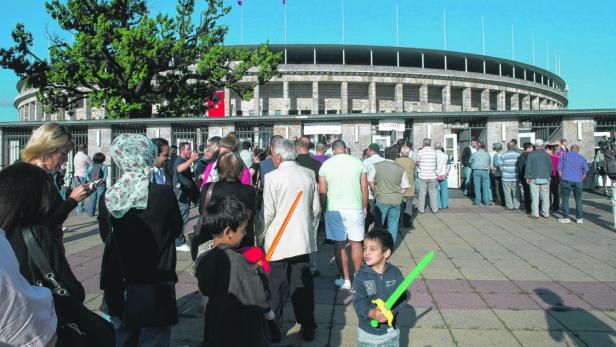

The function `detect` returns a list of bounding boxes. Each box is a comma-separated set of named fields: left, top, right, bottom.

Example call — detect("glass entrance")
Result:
left=444, top=134, right=460, bottom=188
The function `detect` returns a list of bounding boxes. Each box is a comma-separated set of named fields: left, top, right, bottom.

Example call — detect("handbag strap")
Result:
left=21, top=226, right=69, bottom=296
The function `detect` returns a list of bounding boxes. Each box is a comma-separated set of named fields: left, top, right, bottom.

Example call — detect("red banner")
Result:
left=207, top=90, right=225, bottom=117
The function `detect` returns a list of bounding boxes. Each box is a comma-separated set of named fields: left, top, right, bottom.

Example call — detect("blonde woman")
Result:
left=21, top=123, right=90, bottom=247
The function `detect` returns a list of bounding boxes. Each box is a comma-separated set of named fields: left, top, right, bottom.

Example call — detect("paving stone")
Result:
left=576, top=331, right=616, bottom=346
left=494, top=309, right=567, bottom=331
left=549, top=310, right=616, bottom=332
left=432, top=292, right=487, bottom=310
left=406, top=327, right=456, bottom=347
left=450, top=328, right=520, bottom=347
left=512, top=330, right=585, bottom=346
left=482, top=293, right=542, bottom=310
left=440, top=309, right=505, bottom=330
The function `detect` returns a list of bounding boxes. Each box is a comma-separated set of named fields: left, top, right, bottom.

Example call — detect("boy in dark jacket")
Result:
left=352, top=229, right=407, bottom=346
left=194, top=195, right=271, bottom=347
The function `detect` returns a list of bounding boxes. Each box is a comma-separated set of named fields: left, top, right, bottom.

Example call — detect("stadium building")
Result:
left=3, top=44, right=615, bottom=186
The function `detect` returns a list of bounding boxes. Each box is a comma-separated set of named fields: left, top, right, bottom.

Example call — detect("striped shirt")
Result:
left=500, top=150, right=520, bottom=181
left=557, top=151, right=589, bottom=183
left=416, top=147, right=438, bottom=180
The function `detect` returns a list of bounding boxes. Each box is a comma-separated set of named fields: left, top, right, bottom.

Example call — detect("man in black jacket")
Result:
left=516, top=142, right=534, bottom=213
left=173, top=142, right=199, bottom=251
left=460, top=138, right=478, bottom=196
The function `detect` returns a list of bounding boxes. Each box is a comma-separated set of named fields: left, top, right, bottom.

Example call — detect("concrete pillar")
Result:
left=442, top=85, right=451, bottom=112
left=540, top=98, right=547, bottom=110
left=146, top=125, right=172, bottom=142
left=208, top=124, right=235, bottom=139
left=462, top=87, right=472, bottom=111
left=561, top=117, right=595, bottom=161
left=369, top=81, right=377, bottom=113
left=412, top=119, right=445, bottom=151
left=312, top=81, right=319, bottom=114
left=273, top=123, right=301, bottom=140
left=224, top=87, right=231, bottom=116
left=395, top=83, right=403, bottom=113
left=487, top=118, right=518, bottom=149
left=531, top=96, right=540, bottom=110
left=253, top=85, right=260, bottom=116
left=33, top=102, right=39, bottom=121
left=481, top=89, right=490, bottom=111
left=497, top=91, right=506, bottom=111
left=419, top=84, right=428, bottom=111
left=522, top=95, right=531, bottom=110
left=341, top=121, right=371, bottom=157
left=88, top=126, right=113, bottom=185
left=341, top=81, right=348, bottom=115
left=84, top=98, right=92, bottom=120
left=510, top=93, right=520, bottom=111
left=283, top=81, right=289, bottom=116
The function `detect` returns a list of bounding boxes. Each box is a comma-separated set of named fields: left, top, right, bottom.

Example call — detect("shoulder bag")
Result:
left=22, top=226, right=115, bottom=347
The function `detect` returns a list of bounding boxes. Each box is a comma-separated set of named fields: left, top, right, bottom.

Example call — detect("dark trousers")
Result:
left=550, top=175, right=560, bottom=211
left=561, top=180, right=583, bottom=219
left=491, top=174, right=504, bottom=206
left=364, top=199, right=381, bottom=233
left=521, top=180, right=532, bottom=213
left=269, top=254, right=315, bottom=330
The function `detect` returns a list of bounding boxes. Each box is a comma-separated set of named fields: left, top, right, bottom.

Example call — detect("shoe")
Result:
left=527, top=214, right=539, bottom=219
left=340, top=280, right=352, bottom=290
left=300, top=326, right=315, bottom=341
left=176, top=243, right=191, bottom=252
left=311, top=270, right=320, bottom=278
left=558, top=218, right=570, bottom=223
left=576, top=219, right=583, bottom=224
left=62, top=227, right=69, bottom=232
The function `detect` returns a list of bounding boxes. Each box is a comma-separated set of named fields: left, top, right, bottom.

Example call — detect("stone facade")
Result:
left=561, top=117, right=595, bottom=160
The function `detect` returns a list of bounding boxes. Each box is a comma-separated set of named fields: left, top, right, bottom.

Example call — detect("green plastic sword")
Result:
left=370, top=251, right=435, bottom=328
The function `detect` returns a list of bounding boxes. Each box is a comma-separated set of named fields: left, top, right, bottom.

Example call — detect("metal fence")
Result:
left=235, top=126, right=273, bottom=149
left=171, top=126, right=207, bottom=151
left=2, top=128, right=32, bottom=168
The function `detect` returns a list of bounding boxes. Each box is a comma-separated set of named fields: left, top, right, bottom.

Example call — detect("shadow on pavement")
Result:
left=535, top=288, right=616, bottom=347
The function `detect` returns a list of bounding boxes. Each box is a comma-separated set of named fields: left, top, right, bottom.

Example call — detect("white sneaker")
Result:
left=558, top=218, right=570, bottom=224
left=176, top=244, right=191, bottom=252
left=340, top=280, right=352, bottom=290
left=576, top=219, right=583, bottom=224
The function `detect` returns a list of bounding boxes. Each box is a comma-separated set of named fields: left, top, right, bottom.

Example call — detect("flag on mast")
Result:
left=238, top=0, right=242, bottom=5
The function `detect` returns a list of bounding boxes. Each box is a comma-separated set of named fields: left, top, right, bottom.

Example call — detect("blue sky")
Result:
left=0, top=0, right=614, bottom=122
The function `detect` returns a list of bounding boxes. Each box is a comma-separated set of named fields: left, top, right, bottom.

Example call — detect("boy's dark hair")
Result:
left=151, top=138, right=169, bottom=154
left=365, top=229, right=394, bottom=253
left=523, top=142, right=533, bottom=150
left=202, top=195, right=251, bottom=238
left=92, top=152, right=106, bottom=164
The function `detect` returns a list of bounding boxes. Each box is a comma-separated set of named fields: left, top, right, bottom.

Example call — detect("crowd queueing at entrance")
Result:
left=0, top=122, right=614, bottom=347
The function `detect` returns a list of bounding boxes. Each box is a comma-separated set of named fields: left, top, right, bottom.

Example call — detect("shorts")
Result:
left=325, top=209, right=365, bottom=242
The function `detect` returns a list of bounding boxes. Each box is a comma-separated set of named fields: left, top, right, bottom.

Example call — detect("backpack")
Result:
left=604, top=150, right=616, bottom=179
left=91, top=164, right=103, bottom=181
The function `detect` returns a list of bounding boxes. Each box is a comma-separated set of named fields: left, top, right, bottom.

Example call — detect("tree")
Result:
left=0, top=0, right=282, bottom=118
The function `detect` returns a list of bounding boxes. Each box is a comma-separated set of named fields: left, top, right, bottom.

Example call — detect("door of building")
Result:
left=444, top=134, right=460, bottom=188
left=372, top=135, right=391, bottom=149
left=518, top=132, right=535, bottom=148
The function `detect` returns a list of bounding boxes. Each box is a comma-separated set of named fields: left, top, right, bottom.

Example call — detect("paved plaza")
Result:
left=68, top=191, right=616, bottom=347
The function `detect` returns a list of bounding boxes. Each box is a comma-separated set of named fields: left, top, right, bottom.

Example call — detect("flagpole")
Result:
left=531, top=32, right=535, bottom=65
left=546, top=41, right=549, bottom=70
left=284, top=0, right=287, bottom=46
left=240, top=2, right=244, bottom=45
left=511, top=24, right=515, bottom=60
left=443, top=8, right=447, bottom=50
left=481, top=16, right=485, bottom=55
left=396, top=2, right=399, bottom=48
left=341, top=0, right=345, bottom=45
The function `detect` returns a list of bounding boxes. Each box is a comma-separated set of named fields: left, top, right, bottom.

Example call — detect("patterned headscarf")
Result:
left=104, top=134, right=158, bottom=218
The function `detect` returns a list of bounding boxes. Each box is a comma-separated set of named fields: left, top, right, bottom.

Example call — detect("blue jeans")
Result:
left=74, top=176, right=86, bottom=213
left=111, top=317, right=171, bottom=347
left=463, top=167, right=472, bottom=195
left=561, top=180, right=583, bottom=219
left=87, top=186, right=106, bottom=216
left=473, top=169, right=491, bottom=205
left=437, top=178, right=449, bottom=209
left=177, top=200, right=190, bottom=245
left=375, top=202, right=401, bottom=243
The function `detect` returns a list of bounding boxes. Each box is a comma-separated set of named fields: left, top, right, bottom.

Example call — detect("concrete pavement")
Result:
left=65, top=191, right=616, bottom=346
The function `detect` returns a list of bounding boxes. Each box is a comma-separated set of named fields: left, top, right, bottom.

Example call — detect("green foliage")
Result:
left=0, top=0, right=282, bottom=118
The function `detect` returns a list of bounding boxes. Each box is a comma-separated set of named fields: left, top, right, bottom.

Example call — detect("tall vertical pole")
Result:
left=546, top=41, right=549, bottom=70
left=284, top=1, right=287, bottom=46
left=481, top=16, right=485, bottom=55
left=396, top=2, right=399, bottom=48
left=443, top=8, right=447, bottom=50
left=511, top=24, right=515, bottom=60
left=240, top=3, right=244, bottom=45
left=341, top=0, right=345, bottom=45
left=532, top=32, right=535, bottom=65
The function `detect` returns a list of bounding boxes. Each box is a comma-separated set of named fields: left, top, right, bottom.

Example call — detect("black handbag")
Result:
left=111, top=232, right=178, bottom=330
left=22, top=226, right=115, bottom=347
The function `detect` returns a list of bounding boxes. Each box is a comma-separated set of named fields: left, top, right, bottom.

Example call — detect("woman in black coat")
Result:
left=197, top=152, right=257, bottom=250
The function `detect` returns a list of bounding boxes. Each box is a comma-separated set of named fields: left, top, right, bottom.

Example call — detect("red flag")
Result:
left=207, top=91, right=225, bottom=117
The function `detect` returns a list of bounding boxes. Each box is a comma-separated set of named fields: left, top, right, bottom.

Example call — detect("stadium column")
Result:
left=253, top=84, right=260, bottom=116
left=273, top=123, right=301, bottom=140
left=283, top=81, right=289, bottom=116
left=369, top=82, right=377, bottom=113
left=561, top=117, right=595, bottom=161
left=395, top=83, right=403, bottom=113
left=224, top=87, right=231, bottom=116
left=487, top=118, right=518, bottom=149
left=462, top=88, right=471, bottom=111
left=497, top=91, right=506, bottom=111
left=341, top=82, right=348, bottom=115
left=442, top=85, right=451, bottom=112
left=481, top=89, right=490, bottom=111
left=522, top=95, right=531, bottom=110
left=312, top=81, right=319, bottom=115
left=412, top=119, right=445, bottom=148
left=540, top=98, right=547, bottom=110
left=419, top=84, right=428, bottom=112
left=531, top=96, right=540, bottom=110
left=510, top=93, right=520, bottom=111
left=84, top=98, right=91, bottom=120
left=342, top=122, right=371, bottom=157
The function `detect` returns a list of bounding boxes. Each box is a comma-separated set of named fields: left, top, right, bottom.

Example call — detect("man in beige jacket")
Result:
left=263, top=138, right=321, bottom=342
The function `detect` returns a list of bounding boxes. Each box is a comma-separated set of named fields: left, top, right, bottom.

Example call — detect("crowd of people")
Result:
left=0, top=122, right=613, bottom=347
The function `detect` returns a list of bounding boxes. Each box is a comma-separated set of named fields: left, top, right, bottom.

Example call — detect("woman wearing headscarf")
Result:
left=97, top=134, right=183, bottom=347
left=20, top=123, right=90, bottom=247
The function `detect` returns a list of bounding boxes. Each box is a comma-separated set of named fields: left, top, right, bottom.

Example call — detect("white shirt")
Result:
left=153, top=167, right=166, bottom=184
left=73, top=151, right=91, bottom=177
left=436, top=150, right=449, bottom=177
left=0, top=229, right=57, bottom=347
left=362, top=154, right=385, bottom=199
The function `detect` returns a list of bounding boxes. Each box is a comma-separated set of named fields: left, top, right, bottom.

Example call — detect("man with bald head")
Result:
left=557, top=144, right=589, bottom=223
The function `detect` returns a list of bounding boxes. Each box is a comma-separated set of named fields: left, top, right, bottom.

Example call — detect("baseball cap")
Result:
left=534, top=139, right=544, bottom=146
left=368, top=143, right=381, bottom=152
left=492, top=142, right=503, bottom=150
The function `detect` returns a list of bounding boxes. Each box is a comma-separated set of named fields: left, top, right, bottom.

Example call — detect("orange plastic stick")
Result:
left=265, top=190, right=303, bottom=261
